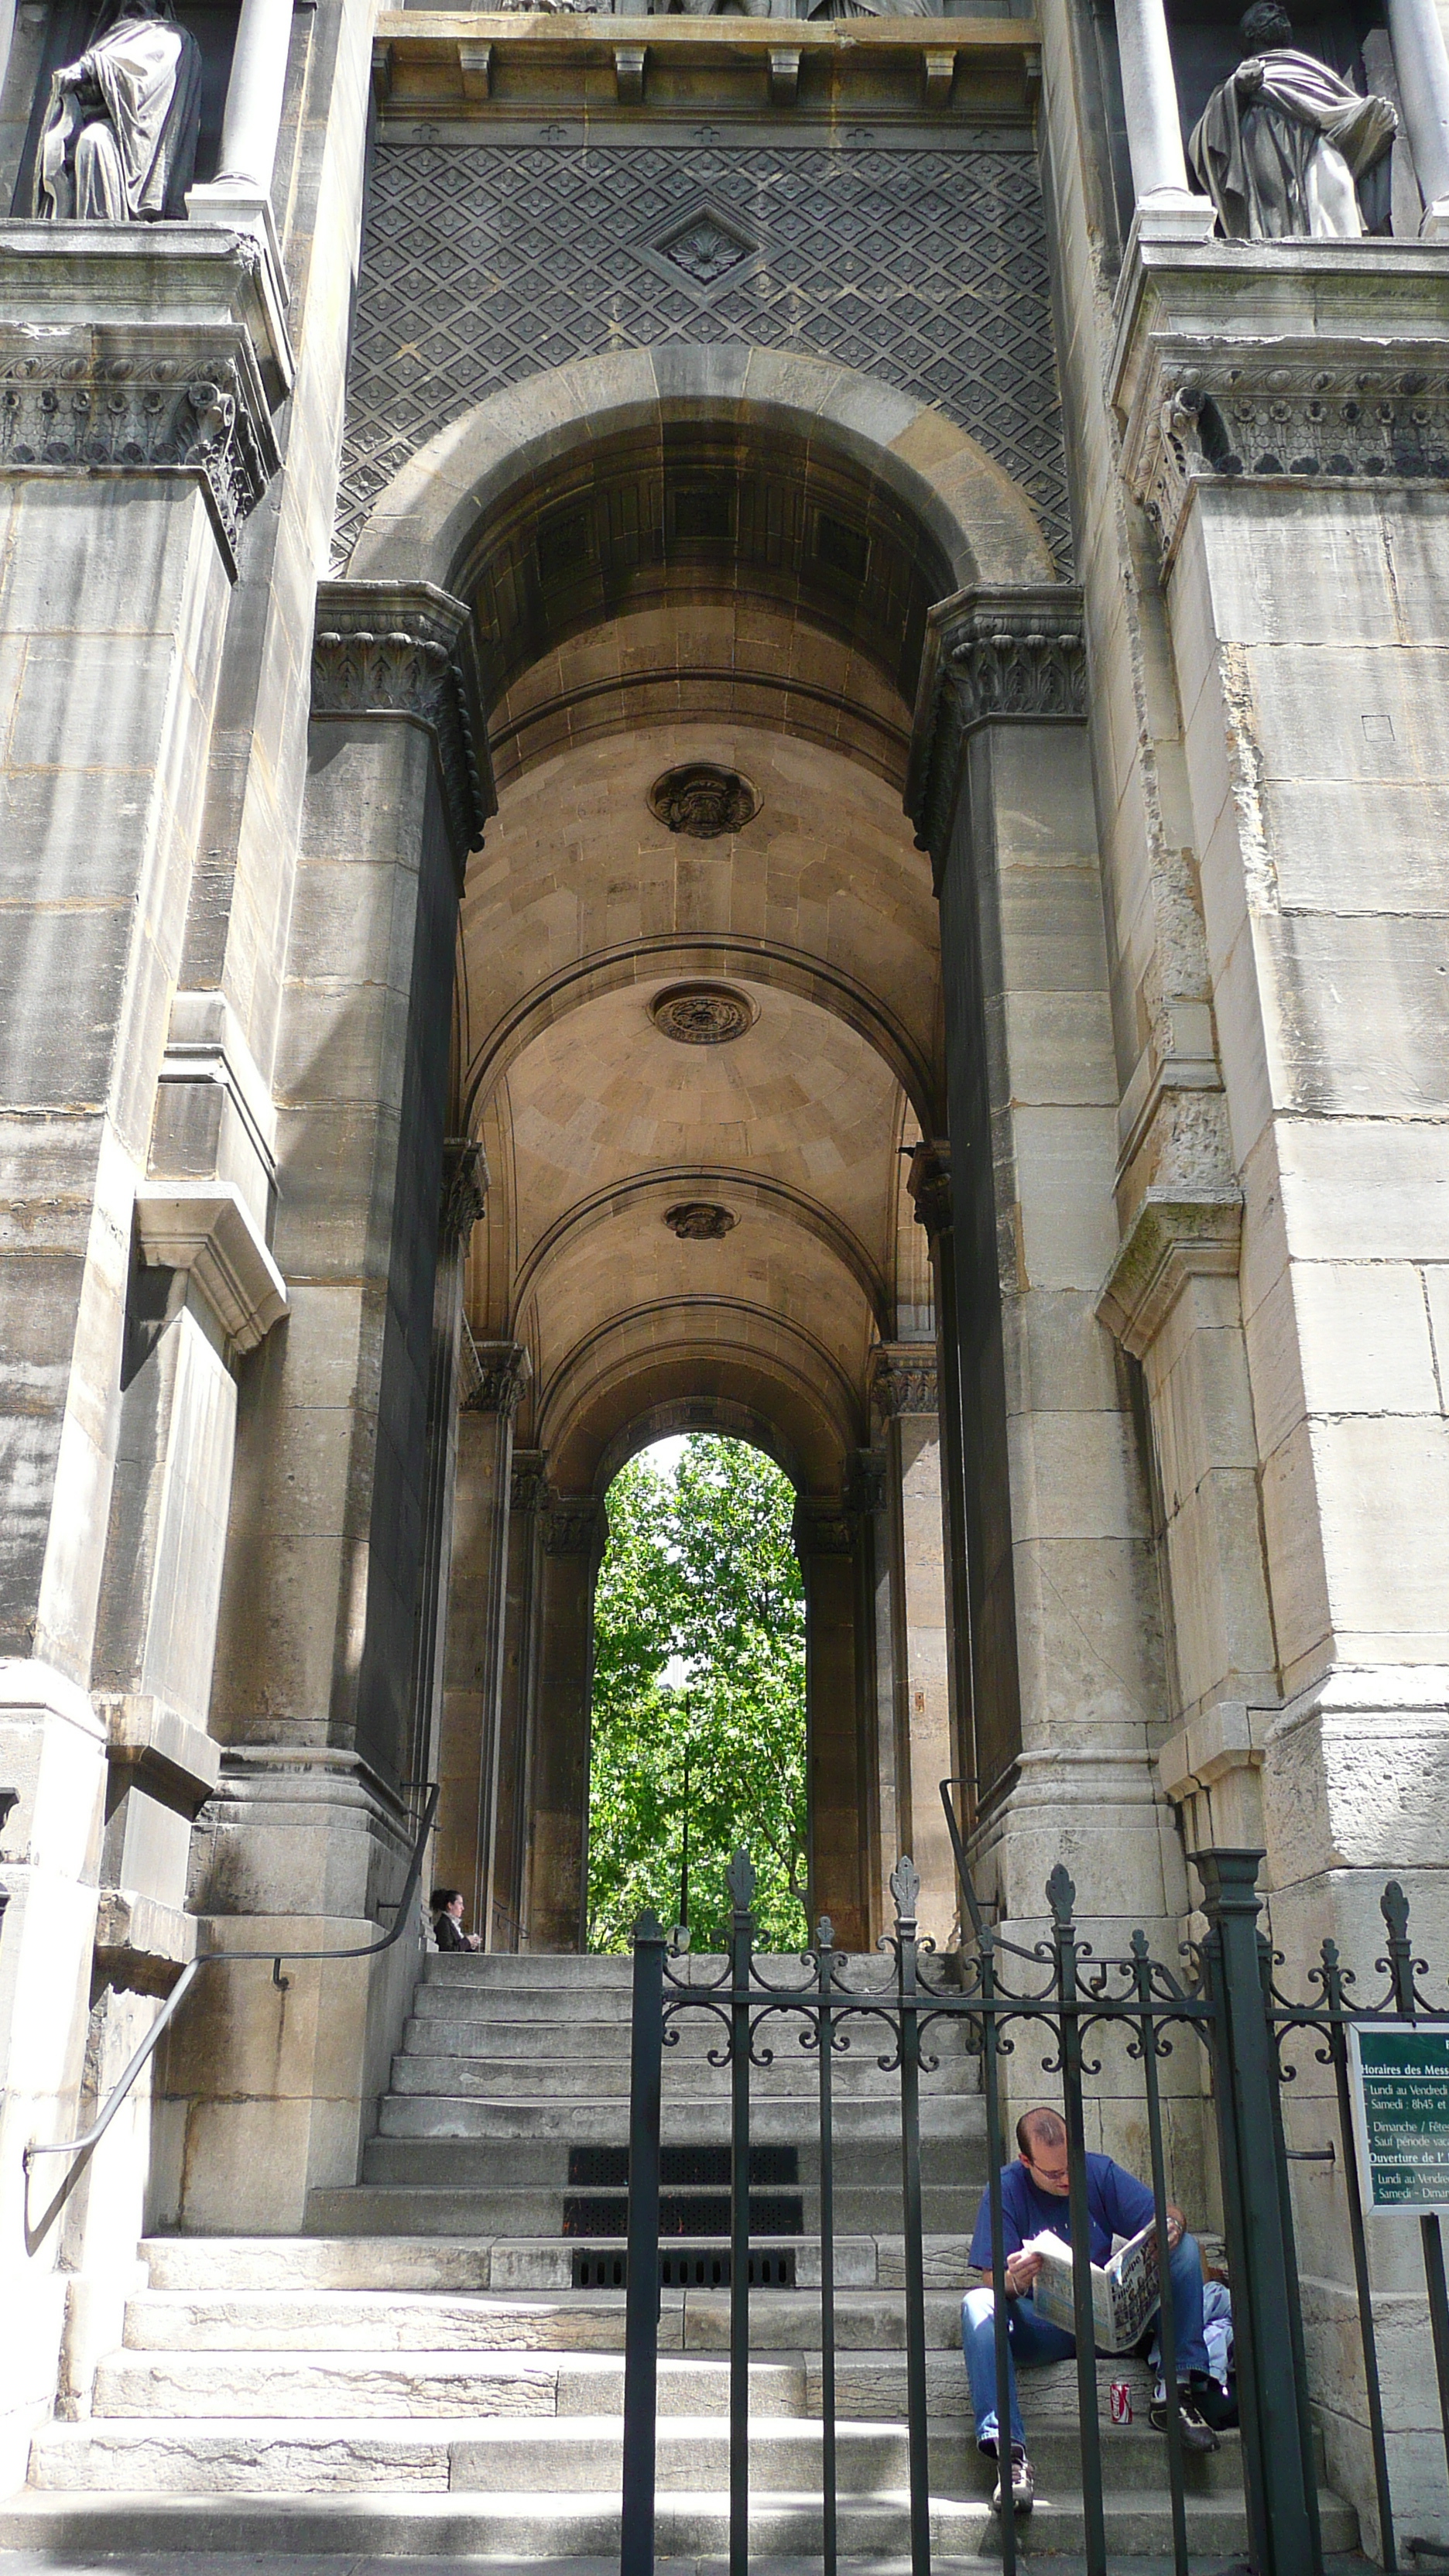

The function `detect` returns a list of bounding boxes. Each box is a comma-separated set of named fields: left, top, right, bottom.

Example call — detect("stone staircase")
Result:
left=1, top=1951, right=1359, bottom=2561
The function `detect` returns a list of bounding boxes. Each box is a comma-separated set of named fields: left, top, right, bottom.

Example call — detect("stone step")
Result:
left=401, top=2009, right=979, bottom=2060
left=22, top=2411, right=1258, bottom=2504
left=389, top=2054, right=979, bottom=2100
left=368, top=2095, right=983, bottom=2147
left=120, top=2284, right=973, bottom=2354
left=91, top=2351, right=810, bottom=2421
left=0, top=2485, right=1361, bottom=2561
left=137, top=2230, right=978, bottom=2293
left=348, top=2133, right=983, bottom=2187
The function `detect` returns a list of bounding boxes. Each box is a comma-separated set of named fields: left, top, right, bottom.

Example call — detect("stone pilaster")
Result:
left=437, top=1334, right=530, bottom=1938
left=907, top=586, right=1180, bottom=1961
left=792, top=1498, right=870, bottom=1952
left=869, top=1345, right=956, bottom=1950
left=526, top=1494, right=608, bottom=1952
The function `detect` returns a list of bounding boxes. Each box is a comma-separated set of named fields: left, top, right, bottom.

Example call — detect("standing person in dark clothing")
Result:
left=961, top=2105, right=1219, bottom=2515
left=430, top=1888, right=481, bottom=1951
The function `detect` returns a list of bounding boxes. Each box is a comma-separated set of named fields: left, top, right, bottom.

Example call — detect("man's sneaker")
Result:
left=991, top=2446, right=1035, bottom=2513
left=1149, top=2388, right=1221, bottom=2453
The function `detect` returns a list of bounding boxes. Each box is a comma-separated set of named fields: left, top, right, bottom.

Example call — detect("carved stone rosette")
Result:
left=906, top=585, right=1087, bottom=875
left=0, top=228, right=287, bottom=581
left=312, top=580, right=496, bottom=878
left=869, top=1342, right=940, bottom=1421
left=1113, top=241, right=1449, bottom=570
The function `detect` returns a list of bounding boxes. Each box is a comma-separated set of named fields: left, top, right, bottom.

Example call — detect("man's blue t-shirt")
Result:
left=968, top=2153, right=1155, bottom=2274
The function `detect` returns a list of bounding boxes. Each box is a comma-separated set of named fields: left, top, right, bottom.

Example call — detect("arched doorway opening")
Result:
left=585, top=1432, right=806, bottom=1955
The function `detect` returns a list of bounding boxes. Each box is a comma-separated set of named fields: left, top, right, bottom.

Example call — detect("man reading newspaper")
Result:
left=961, top=2106, right=1219, bottom=2516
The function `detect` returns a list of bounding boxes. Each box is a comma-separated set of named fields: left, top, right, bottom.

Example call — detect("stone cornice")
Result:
left=906, top=584, right=1086, bottom=881
left=869, top=1341, right=939, bottom=1420
left=1095, top=1185, right=1243, bottom=1361
left=312, top=580, right=497, bottom=878
left=0, top=224, right=286, bottom=580
left=132, top=1181, right=289, bottom=1359
left=1112, top=237, right=1449, bottom=568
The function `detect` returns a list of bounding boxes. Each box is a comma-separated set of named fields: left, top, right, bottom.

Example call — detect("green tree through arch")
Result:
left=586, top=1436, right=807, bottom=1952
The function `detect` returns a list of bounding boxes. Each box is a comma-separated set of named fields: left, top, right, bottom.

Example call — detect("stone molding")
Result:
left=1156, top=1700, right=1267, bottom=1807
left=1112, top=237, right=1449, bottom=567
left=869, top=1342, right=940, bottom=1420
left=311, top=580, right=497, bottom=877
left=98, top=1690, right=222, bottom=1810
left=541, top=1495, right=608, bottom=1560
left=1095, top=1184, right=1243, bottom=1361
left=462, top=1338, right=532, bottom=1422
left=133, top=1181, right=289, bottom=1358
left=0, top=224, right=288, bottom=579
left=94, top=1886, right=198, bottom=1989
left=441, top=1138, right=490, bottom=1249
left=906, top=584, right=1087, bottom=874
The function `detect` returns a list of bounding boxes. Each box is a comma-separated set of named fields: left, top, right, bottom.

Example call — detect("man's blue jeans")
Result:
left=961, top=2233, right=1211, bottom=2452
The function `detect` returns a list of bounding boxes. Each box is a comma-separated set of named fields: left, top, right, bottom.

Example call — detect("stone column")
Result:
left=1112, top=0, right=1216, bottom=242
left=852, top=1447, right=898, bottom=1941
left=793, top=1499, right=870, bottom=1953
left=160, top=580, right=493, bottom=2232
left=187, top=0, right=299, bottom=334
left=409, top=1142, right=490, bottom=1821
left=490, top=1449, right=546, bottom=1949
left=526, top=1493, right=608, bottom=1952
left=435, top=1339, right=530, bottom=1937
left=1386, top=0, right=1449, bottom=235
left=869, top=1347, right=955, bottom=1951
left=906, top=589, right=1184, bottom=1992
left=0, top=229, right=282, bottom=2474
left=906, top=1142, right=974, bottom=1831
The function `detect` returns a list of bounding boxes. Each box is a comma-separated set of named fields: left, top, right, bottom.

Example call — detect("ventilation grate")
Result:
left=570, top=2245, right=797, bottom=2290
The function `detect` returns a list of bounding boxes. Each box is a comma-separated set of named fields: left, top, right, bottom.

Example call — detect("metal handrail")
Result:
left=22, top=1781, right=440, bottom=2251
left=937, top=1771, right=985, bottom=1938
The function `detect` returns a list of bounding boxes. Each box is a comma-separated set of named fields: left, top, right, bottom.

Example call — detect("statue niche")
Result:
left=34, top=0, right=202, bottom=222
left=1188, top=2, right=1396, bottom=238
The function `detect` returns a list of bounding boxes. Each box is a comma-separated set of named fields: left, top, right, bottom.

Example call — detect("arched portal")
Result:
left=310, top=341, right=1148, bottom=1978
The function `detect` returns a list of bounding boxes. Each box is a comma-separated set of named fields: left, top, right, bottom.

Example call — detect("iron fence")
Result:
left=618, top=1811, right=1449, bottom=2576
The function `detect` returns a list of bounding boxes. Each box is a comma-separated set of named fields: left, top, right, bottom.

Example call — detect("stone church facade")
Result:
left=1, top=0, right=1448, bottom=2538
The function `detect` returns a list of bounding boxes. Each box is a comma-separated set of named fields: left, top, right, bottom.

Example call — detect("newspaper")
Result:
left=1020, top=2219, right=1161, bottom=2355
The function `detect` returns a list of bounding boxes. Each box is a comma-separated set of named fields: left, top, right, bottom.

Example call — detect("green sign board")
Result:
left=1348, top=2022, right=1449, bottom=2216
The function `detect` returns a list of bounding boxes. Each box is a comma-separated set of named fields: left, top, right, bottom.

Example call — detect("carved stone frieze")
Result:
left=906, top=1140, right=951, bottom=1244
left=1113, top=239, right=1449, bottom=567
left=542, top=1495, right=609, bottom=1560
left=311, top=580, right=496, bottom=878
left=461, top=1336, right=531, bottom=1421
left=440, top=1138, right=489, bottom=1249
left=510, top=1449, right=549, bottom=1515
left=791, top=1499, right=856, bottom=1559
left=906, top=586, right=1087, bottom=876
left=0, top=354, right=275, bottom=576
left=869, top=1342, right=940, bottom=1420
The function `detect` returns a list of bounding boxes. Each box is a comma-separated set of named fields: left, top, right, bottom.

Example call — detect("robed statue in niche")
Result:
left=34, top=0, right=202, bottom=221
left=1189, top=2, right=1396, bottom=238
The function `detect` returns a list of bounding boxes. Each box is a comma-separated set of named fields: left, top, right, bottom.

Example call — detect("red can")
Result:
left=1109, top=2379, right=1132, bottom=2426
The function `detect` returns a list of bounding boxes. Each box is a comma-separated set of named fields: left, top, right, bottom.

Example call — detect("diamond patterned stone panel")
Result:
left=337, top=135, right=1071, bottom=574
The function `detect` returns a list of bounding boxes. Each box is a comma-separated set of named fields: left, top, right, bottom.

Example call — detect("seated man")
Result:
left=961, top=2105, right=1219, bottom=2516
